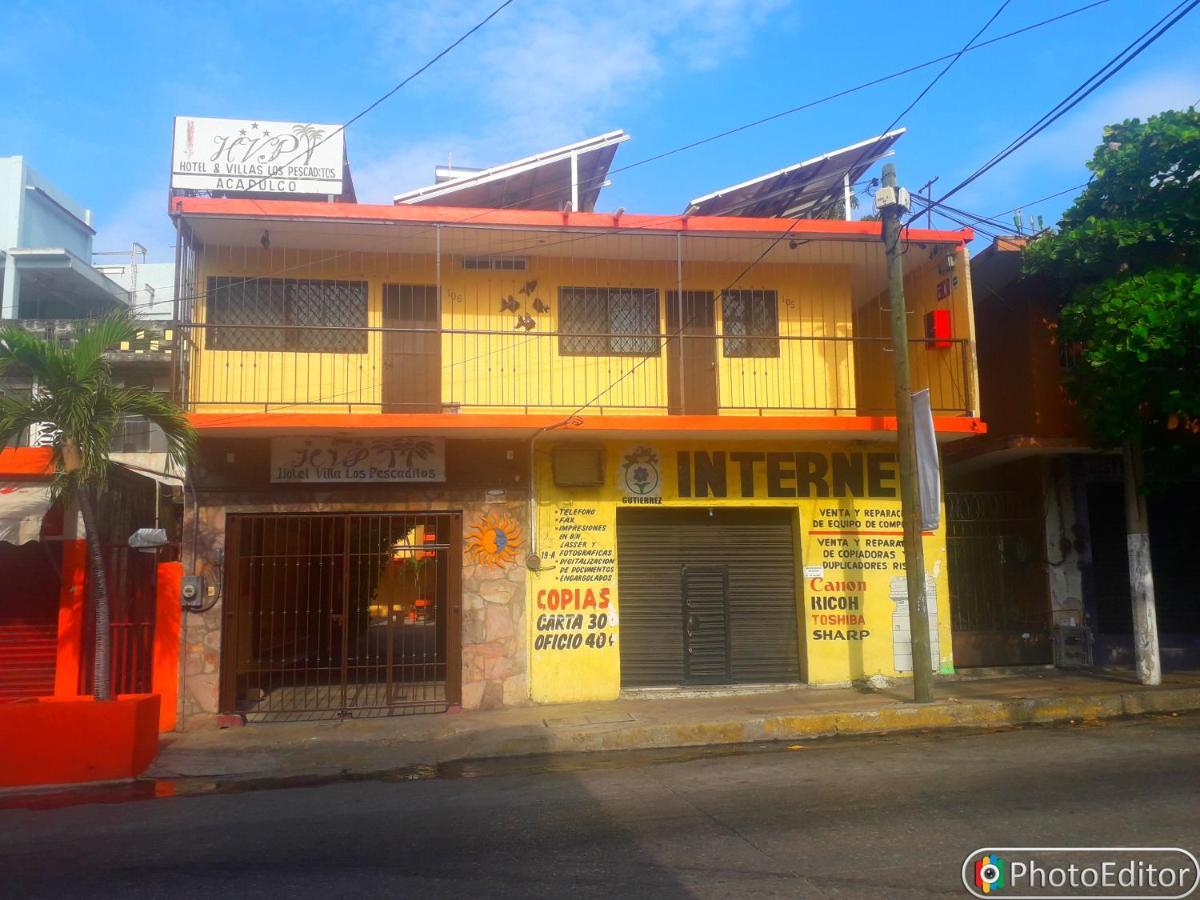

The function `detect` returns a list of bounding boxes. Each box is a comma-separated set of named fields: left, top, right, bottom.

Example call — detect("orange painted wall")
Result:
left=0, top=447, right=54, bottom=477
left=53, top=540, right=87, bottom=698
left=152, top=561, right=183, bottom=732
left=0, top=694, right=160, bottom=787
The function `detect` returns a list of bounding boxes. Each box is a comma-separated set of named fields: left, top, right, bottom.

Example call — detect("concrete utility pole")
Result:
left=877, top=163, right=934, bottom=703
left=1123, top=439, right=1161, bottom=685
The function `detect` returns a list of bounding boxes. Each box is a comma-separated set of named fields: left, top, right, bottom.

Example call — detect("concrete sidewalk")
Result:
left=148, top=670, right=1200, bottom=782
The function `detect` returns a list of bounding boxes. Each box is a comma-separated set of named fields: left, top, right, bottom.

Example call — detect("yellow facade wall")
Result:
left=189, top=247, right=857, bottom=415
left=528, top=439, right=954, bottom=704
left=189, top=247, right=436, bottom=413
left=853, top=246, right=972, bottom=415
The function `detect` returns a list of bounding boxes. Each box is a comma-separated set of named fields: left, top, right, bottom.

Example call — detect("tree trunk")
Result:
left=77, top=487, right=113, bottom=701
left=1123, top=440, right=1161, bottom=686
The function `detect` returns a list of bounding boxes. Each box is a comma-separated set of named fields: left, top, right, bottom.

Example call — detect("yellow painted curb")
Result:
left=538, top=687, right=1200, bottom=755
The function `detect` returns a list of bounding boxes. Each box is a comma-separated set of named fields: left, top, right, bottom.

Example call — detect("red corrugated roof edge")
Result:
left=170, top=196, right=972, bottom=244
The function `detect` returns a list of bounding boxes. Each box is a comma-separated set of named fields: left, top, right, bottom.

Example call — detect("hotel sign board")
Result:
left=171, top=116, right=345, bottom=195
left=270, top=437, right=446, bottom=483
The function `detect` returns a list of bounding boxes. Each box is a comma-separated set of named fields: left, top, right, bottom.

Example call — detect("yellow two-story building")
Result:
left=171, top=176, right=981, bottom=723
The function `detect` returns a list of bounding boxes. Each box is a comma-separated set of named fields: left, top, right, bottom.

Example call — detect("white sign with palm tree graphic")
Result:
left=270, top=436, right=445, bottom=482
left=172, top=116, right=345, bottom=194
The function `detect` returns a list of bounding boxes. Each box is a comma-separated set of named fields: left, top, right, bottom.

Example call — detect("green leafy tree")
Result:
left=1024, top=107, right=1200, bottom=479
left=814, top=193, right=861, bottom=221
left=0, top=317, right=195, bottom=700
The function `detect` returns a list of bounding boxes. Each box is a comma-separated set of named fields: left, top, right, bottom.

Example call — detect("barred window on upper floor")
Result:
left=558, top=286, right=660, bottom=356
left=722, top=289, right=779, bottom=358
left=205, top=276, right=368, bottom=353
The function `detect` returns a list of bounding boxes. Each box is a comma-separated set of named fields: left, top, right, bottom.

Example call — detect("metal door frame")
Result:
left=80, top=543, right=158, bottom=696
left=680, top=563, right=732, bottom=684
left=219, top=510, right=462, bottom=719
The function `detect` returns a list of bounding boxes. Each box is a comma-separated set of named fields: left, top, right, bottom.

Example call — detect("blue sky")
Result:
left=3, top=0, right=1198, bottom=263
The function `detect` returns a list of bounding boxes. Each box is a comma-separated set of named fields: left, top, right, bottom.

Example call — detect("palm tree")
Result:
left=0, top=316, right=195, bottom=701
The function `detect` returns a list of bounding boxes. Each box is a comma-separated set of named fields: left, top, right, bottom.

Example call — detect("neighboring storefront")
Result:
left=526, top=439, right=955, bottom=703
left=0, top=447, right=182, bottom=726
left=185, top=435, right=531, bottom=722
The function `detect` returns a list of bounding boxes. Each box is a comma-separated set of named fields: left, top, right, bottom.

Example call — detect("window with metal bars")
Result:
left=206, top=276, right=368, bottom=353
left=558, top=286, right=660, bottom=356
left=721, top=289, right=779, bottom=358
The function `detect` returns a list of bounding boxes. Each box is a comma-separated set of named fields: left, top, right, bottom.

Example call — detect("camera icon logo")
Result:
left=974, top=854, right=1006, bottom=894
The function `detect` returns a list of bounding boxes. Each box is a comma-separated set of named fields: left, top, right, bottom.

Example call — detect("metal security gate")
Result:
left=0, top=542, right=61, bottom=701
left=946, top=491, right=1051, bottom=667
left=617, top=508, right=800, bottom=687
left=220, top=512, right=461, bottom=721
left=80, top=545, right=159, bottom=695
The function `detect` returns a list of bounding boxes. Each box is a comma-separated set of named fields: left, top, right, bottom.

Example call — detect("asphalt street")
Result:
left=1, top=714, right=1198, bottom=898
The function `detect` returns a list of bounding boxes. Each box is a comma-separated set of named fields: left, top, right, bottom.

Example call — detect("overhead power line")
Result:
left=990, top=181, right=1091, bottom=219
left=563, top=0, right=1014, bottom=419
left=914, top=0, right=1199, bottom=222
left=364, top=0, right=1103, bottom=234
left=241, top=0, right=516, bottom=194
left=192, top=2, right=1018, bottom=426
left=598, top=0, right=1108, bottom=187
left=784, top=1, right=1011, bottom=233
left=919, top=203, right=1008, bottom=244
left=912, top=196, right=1013, bottom=233
left=882, top=1, right=1012, bottom=136
left=143, top=0, right=1112, bottom=311
left=105, top=5, right=1134, bottom=432
left=171, top=4, right=1125, bottom=425
left=119, top=0, right=516, bottom=308
left=166, top=1, right=1151, bottom=431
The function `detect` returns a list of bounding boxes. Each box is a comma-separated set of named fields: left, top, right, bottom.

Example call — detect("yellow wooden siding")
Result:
left=715, top=264, right=855, bottom=415
left=852, top=247, right=971, bottom=415
left=190, top=247, right=858, bottom=415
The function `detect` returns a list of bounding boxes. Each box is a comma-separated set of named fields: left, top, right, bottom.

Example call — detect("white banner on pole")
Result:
left=912, top=388, right=941, bottom=531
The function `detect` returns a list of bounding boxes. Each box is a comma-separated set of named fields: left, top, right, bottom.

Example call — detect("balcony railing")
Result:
left=179, top=322, right=975, bottom=418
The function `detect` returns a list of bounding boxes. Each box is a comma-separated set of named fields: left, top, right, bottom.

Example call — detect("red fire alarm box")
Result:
left=924, top=309, right=951, bottom=349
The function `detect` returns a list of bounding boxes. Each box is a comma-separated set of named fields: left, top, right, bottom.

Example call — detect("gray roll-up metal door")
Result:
left=616, top=508, right=800, bottom=687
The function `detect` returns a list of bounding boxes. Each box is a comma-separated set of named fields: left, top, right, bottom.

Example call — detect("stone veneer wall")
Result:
left=180, top=489, right=528, bottom=726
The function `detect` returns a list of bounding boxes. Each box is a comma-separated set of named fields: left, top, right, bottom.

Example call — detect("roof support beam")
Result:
left=570, top=151, right=580, bottom=213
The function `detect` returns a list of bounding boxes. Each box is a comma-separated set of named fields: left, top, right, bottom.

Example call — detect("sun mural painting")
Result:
left=466, top=511, right=524, bottom=568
